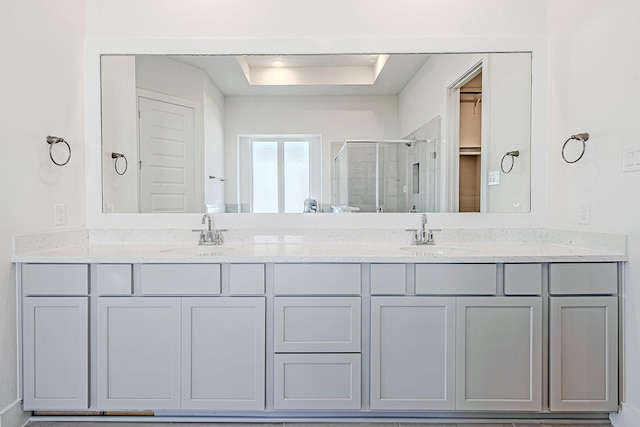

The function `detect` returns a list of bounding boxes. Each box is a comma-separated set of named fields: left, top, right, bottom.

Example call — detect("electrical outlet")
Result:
left=577, top=202, right=590, bottom=225
left=54, top=203, right=67, bottom=226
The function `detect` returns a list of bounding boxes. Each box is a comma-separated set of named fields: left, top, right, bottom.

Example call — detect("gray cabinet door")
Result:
left=182, top=297, right=265, bottom=410
left=370, top=297, right=455, bottom=410
left=22, top=297, right=88, bottom=410
left=97, top=297, right=181, bottom=410
left=549, top=296, right=618, bottom=412
left=456, top=297, right=543, bottom=411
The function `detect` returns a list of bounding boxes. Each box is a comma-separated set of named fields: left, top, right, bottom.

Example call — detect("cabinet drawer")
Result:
left=229, top=264, right=265, bottom=295
left=275, top=297, right=361, bottom=352
left=504, top=264, right=543, bottom=295
left=370, top=264, right=406, bottom=295
left=550, top=263, right=618, bottom=295
left=415, top=264, right=496, bottom=295
left=273, top=353, right=361, bottom=410
left=274, top=263, right=361, bottom=295
left=96, top=264, right=132, bottom=295
left=140, top=264, right=221, bottom=295
left=22, top=264, right=88, bottom=295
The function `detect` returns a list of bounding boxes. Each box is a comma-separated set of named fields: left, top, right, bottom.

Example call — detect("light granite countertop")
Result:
left=11, top=228, right=628, bottom=264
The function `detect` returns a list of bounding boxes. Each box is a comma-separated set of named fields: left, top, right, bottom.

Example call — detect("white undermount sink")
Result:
left=399, top=245, right=474, bottom=255
left=160, top=245, right=234, bottom=256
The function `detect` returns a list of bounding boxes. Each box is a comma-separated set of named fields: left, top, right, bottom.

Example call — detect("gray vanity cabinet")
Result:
left=21, top=264, right=89, bottom=410
left=97, top=297, right=182, bottom=410
left=370, top=297, right=456, bottom=410
left=97, top=264, right=266, bottom=411
left=548, top=263, right=619, bottom=412
left=181, top=297, right=265, bottom=410
left=455, top=297, right=543, bottom=411
left=18, top=260, right=622, bottom=417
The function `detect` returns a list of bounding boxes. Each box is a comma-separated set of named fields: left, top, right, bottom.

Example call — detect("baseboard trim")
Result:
left=0, top=400, right=30, bottom=427
left=611, top=402, right=640, bottom=427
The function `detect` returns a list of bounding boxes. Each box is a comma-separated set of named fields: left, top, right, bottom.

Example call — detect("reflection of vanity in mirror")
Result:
left=101, top=53, right=531, bottom=214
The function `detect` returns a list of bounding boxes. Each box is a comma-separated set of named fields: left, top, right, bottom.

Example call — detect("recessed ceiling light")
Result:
left=272, top=59, right=285, bottom=68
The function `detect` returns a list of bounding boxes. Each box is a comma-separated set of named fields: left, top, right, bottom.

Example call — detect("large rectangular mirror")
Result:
left=101, top=53, right=531, bottom=214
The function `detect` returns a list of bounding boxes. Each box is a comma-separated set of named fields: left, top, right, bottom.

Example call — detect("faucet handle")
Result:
left=405, top=229, right=420, bottom=245
left=425, top=228, right=441, bottom=245
left=192, top=229, right=206, bottom=244
left=213, top=229, right=226, bottom=245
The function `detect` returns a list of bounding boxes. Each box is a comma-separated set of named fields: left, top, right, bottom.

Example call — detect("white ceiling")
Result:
left=169, top=54, right=431, bottom=96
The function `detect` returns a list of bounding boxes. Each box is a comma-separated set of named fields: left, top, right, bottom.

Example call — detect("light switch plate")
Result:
left=623, top=145, right=640, bottom=172
left=488, top=170, right=500, bottom=186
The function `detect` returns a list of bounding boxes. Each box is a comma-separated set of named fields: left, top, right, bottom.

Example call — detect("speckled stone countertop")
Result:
left=11, top=228, right=628, bottom=264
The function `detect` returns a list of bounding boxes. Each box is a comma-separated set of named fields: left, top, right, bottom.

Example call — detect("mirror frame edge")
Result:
left=85, top=36, right=548, bottom=230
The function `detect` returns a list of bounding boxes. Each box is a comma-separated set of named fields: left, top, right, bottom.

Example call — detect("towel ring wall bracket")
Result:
left=111, top=152, right=128, bottom=176
left=562, top=132, right=590, bottom=164
left=46, top=136, right=71, bottom=166
left=500, top=150, right=520, bottom=174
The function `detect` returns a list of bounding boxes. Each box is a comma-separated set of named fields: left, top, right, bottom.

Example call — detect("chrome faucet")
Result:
left=407, top=214, right=440, bottom=245
left=194, top=214, right=224, bottom=245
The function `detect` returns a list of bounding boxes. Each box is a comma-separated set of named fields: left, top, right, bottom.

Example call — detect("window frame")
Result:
left=238, top=134, right=322, bottom=213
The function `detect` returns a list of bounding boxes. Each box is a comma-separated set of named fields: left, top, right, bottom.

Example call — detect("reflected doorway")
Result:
left=446, top=60, right=487, bottom=213
left=138, top=95, right=196, bottom=213
left=458, top=73, right=482, bottom=212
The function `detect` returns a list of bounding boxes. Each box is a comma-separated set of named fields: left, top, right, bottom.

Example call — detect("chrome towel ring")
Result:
left=46, top=136, right=71, bottom=166
left=111, top=152, right=128, bottom=175
left=501, top=150, right=520, bottom=174
left=562, top=132, right=589, bottom=164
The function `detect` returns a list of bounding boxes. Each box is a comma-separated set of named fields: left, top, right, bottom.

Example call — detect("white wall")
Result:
left=546, top=1, right=640, bottom=425
left=224, top=95, right=399, bottom=206
left=101, top=56, right=138, bottom=213
left=85, top=0, right=546, bottom=40
left=485, top=53, right=532, bottom=212
left=136, top=56, right=204, bottom=103
left=0, top=0, right=86, bottom=423
left=203, top=77, right=226, bottom=212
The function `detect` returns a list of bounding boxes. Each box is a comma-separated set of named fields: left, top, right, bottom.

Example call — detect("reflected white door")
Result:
left=139, top=96, right=195, bottom=212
